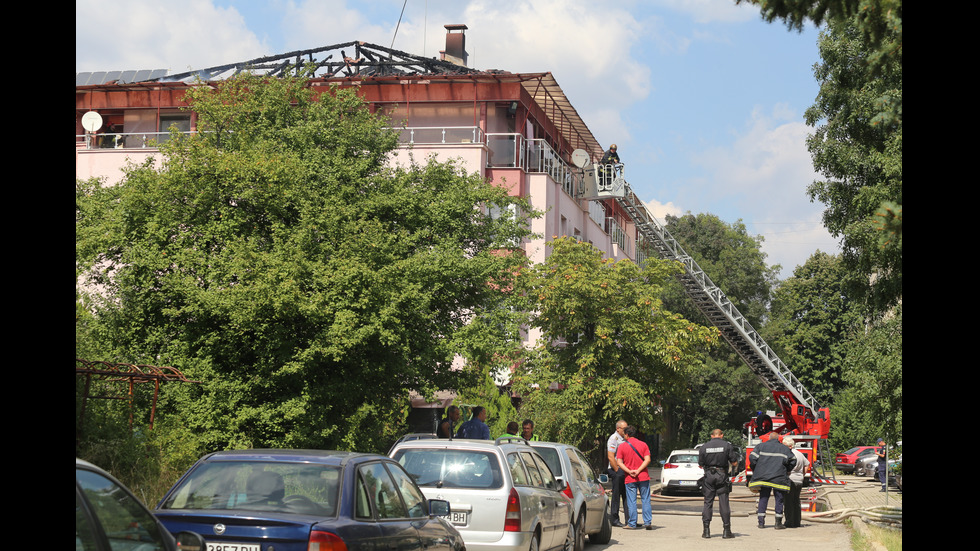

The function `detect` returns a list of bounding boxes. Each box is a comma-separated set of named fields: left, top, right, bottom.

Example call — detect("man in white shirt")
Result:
left=606, top=420, right=628, bottom=527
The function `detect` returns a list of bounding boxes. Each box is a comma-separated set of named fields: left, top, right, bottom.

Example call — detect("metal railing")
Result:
left=613, top=182, right=821, bottom=414
left=397, top=126, right=484, bottom=145
left=77, top=131, right=190, bottom=149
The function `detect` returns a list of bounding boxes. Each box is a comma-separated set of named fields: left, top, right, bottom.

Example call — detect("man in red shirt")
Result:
left=615, top=426, right=653, bottom=529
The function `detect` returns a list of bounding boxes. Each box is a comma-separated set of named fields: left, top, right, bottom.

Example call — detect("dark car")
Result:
left=154, top=449, right=464, bottom=551
left=76, top=458, right=205, bottom=551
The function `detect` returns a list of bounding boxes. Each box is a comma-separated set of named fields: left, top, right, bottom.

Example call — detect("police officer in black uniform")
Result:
left=698, top=429, right=739, bottom=539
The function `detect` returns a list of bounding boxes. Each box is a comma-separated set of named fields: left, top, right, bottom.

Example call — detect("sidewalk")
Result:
left=820, top=473, right=902, bottom=511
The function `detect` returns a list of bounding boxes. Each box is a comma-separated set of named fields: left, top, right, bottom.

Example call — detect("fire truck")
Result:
left=578, top=156, right=834, bottom=485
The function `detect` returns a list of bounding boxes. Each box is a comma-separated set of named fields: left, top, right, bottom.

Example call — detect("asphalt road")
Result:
left=590, top=468, right=854, bottom=550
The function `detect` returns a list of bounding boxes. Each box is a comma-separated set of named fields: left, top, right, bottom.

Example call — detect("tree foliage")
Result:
left=76, top=71, right=534, bottom=453
left=765, top=251, right=863, bottom=406
left=739, top=0, right=902, bottom=315
left=827, top=307, right=902, bottom=448
left=511, top=237, right=718, bottom=455
left=735, top=0, right=902, bottom=79
left=806, top=16, right=902, bottom=314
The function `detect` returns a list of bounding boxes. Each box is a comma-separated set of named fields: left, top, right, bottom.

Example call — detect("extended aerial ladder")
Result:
left=573, top=155, right=834, bottom=482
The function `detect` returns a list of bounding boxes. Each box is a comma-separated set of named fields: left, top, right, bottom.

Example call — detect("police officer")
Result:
left=698, top=429, right=739, bottom=539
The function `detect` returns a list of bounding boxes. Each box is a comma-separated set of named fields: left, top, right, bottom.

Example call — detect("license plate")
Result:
left=679, top=480, right=697, bottom=486
left=443, top=511, right=469, bottom=525
left=207, top=543, right=260, bottom=551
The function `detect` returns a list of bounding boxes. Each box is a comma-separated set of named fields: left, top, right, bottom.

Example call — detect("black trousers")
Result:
left=607, top=468, right=628, bottom=521
left=785, top=482, right=803, bottom=527
left=701, top=470, right=731, bottom=524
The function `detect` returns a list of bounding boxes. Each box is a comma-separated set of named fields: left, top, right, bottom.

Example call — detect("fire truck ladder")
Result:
left=610, top=183, right=821, bottom=417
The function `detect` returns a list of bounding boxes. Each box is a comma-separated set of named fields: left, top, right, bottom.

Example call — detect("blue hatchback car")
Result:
left=154, top=449, right=464, bottom=551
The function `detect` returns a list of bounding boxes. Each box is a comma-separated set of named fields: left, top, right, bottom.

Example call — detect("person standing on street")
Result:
left=698, top=429, right=738, bottom=539
left=606, top=420, right=629, bottom=527
left=749, top=433, right=796, bottom=529
left=876, top=439, right=888, bottom=492
left=782, top=436, right=809, bottom=528
left=456, top=406, right=491, bottom=440
left=438, top=406, right=461, bottom=438
left=616, top=426, right=653, bottom=530
left=521, top=419, right=539, bottom=441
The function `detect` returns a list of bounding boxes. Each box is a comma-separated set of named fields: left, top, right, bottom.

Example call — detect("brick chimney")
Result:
left=440, top=24, right=468, bottom=66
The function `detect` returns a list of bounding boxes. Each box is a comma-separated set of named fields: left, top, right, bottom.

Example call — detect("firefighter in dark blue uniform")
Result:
left=698, top=429, right=739, bottom=539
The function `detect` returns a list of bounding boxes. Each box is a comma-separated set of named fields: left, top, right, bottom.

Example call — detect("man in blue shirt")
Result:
left=456, top=406, right=490, bottom=439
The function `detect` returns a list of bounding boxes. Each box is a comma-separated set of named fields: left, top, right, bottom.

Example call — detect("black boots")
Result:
left=702, top=522, right=711, bottom=538
left=723, top=525, right=734, bottom=539
left=774, top=517, right=785, bottom=530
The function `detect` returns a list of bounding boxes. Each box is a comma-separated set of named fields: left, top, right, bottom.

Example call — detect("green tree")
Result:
left=765, top=251, right=863, bottom=406
left=76, top=71, right=534, bottom=453
left=806, top=17, right=902, bottom=314
left=831, top=307, right=902, bottom=448
left=512, top=237, right=718, bottom=455
left=739, top=1, right=902, bottom=315
left=657, top=214, right=779, bottom=449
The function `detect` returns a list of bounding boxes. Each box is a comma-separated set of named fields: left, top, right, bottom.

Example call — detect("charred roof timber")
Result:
left=77, top=39, right=496, bottom=86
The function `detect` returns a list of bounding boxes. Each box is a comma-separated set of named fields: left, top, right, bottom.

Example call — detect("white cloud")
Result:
left=650, top=0, right=758, bottom=24
left=685, top=104, right=839, bottom=277
left=644, top=198, right=683, bottom=222
left=280, top=1, right=393, bottom=50
left=76, top=0, right=267, bottom=73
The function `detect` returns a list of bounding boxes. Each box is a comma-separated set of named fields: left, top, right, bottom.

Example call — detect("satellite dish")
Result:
left=81, top=111, right=103, bottom=132
left=571, top=149, right=591, bottom=168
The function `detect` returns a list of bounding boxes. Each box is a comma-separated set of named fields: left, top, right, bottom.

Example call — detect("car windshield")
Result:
left=841, top=447, right=860, bottom=455
left=160, top=460, right=341, bottom=516
left=669, top=454, right=698, bottom=464
left=393, top=449, right=504, bottom=489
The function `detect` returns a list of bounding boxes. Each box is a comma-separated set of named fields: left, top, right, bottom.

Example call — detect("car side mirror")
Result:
left=598, top=474, right=609, bottom=484
left=174, top=531, right=207, bottom=551
left=428, top=499, right=450, bottom=517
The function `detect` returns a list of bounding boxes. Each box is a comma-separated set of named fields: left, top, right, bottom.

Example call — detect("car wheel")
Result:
left=573, top=512, right=586, bottom=551
left=563, top=519, right=576, bottom=551
left=529, top=533, right=540, bottom=551
left=589, top=507, right=612, bottom=545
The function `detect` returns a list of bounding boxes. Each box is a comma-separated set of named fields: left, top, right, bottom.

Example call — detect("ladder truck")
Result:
left=572, top=153, right=834, bottom=485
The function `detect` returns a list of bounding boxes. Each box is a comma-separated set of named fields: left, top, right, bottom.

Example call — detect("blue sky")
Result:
left=76, top=0, right=839, bottom=278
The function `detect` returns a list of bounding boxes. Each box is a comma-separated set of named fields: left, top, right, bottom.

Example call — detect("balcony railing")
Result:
left=397, top=126, right=484, bottom=145
left=77, top=131, right=191, bottom=149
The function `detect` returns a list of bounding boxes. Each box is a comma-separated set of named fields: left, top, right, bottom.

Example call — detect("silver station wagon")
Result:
left=531, top=442, right=611, bottom=551
left=391, top=437, right=574, bottom=551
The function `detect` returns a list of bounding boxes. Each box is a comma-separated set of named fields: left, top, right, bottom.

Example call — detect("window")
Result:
left=76, top=469, right=166, bottom=550
left=159, top=461, right=340, bottom=516
left=358, top=462, right=408, bottom=519
left=393, top=449, right=504, bottom=489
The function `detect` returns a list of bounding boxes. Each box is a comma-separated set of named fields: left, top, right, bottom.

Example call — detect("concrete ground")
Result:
left=591, top=471, right=901, bottom=550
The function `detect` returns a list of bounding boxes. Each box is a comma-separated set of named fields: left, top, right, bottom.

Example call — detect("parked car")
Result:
left=660, top=449, right=704, bottom=496
left=388, top=432, right=439, bottom=454
left=391, top=436, right=574, bottom=551
left=853, top=452, right=883, bottom=477
left=154, top=449, right=464, bottom=551
left=874, top=456, right=902, bottom=487
left=76, top=458, right=205, bottom=551
left=834, top=446, right=880, bottom=474
left=531, top=441, right=611, bottom=550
